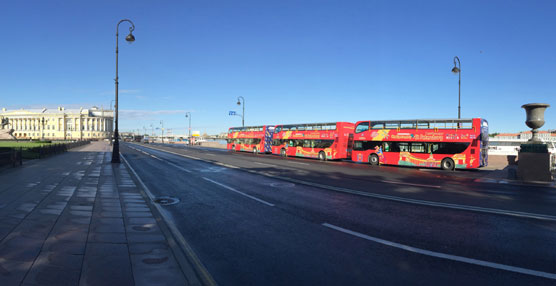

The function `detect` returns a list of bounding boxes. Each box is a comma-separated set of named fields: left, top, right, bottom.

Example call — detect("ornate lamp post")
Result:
left=112, top=19, right=136, bottom=164
left=41, top=117, right=45, bottom=140
left=185, top=112, right=191, bottom=145
left=160, top=120, right=164, bottom=144
left=236, top=96, right=245, bottom=127
left=451, top=56, right=461, bottom=119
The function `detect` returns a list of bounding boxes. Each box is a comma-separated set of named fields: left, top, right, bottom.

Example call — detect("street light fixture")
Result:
left=112, top=19, right=136, bottom=164
left=452, top=56, right=461, bottom=119
left=185, top=112, right=191, bottom=145
left=236, top=96, right=245, bottom=127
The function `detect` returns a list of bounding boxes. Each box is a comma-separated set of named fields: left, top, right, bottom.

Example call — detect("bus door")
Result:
left=480, top=119, right=489, bottom=167
left=264, top=127, right=275, bottom=153
left=347, top=134, right=354, bottom=157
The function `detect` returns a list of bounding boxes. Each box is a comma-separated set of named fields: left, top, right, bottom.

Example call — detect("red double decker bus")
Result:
left=227, top=125, right=275, bottom=154
left=351, top=118, right=488, bottom=170
left=271, top=122, right=355, bottom=160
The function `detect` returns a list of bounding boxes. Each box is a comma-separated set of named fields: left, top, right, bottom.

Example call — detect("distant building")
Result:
left=0, top=106, right=113, bottom=141
left=489, top=130, right=556, bottom=155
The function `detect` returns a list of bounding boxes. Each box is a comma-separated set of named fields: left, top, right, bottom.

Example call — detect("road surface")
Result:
left=120, top=142, right=556, bottom=285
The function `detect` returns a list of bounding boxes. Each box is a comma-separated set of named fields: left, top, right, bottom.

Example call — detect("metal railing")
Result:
left=0, top=141, right=90, bottom=168
left=0, top=147, right=22, bottom=167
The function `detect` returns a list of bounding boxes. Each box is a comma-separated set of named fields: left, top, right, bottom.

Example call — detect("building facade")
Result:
left=489, top=130, right=556, bottom=155
left=0, top=106, right=113, bottom=141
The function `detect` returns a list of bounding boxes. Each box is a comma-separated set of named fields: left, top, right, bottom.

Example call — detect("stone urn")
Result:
left=521, top=103, right=550, bottom=143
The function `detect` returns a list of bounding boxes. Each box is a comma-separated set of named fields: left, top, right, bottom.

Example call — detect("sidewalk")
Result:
left=0, top=142, right=191, bottom=285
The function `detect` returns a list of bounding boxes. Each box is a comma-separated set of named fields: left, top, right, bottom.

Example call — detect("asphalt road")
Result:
left=120, top=142, right=556, bottom=285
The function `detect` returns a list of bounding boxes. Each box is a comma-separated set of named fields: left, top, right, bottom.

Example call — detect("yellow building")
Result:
left=0, top=106, right=113, bottom=141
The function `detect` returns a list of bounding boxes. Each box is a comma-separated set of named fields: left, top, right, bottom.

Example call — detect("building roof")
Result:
left=0, top=107, right=113, bottom=116
left=494, top=131, right=556, bottom=138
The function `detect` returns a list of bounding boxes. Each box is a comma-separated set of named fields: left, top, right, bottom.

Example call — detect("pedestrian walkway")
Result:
left=0, top=142, right=189, bottom=285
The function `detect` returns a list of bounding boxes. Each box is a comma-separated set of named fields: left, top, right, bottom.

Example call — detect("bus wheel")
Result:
left=318, top=151, right=327, bottom=161
left=253, top=148, right=258, bottom=154
left=231, top=145, right=236, bottom=151
left=441, top=158, right=455, bottom=171
left=280, top=148, right=287, bottom=157
left=369, top=154, right=379, bottom=166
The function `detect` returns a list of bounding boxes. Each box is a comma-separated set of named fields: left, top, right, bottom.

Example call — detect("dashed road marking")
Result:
left=380, top=180, right=441, bottom=189
left=322, top=222, right=556, bottom=280
left=289, top=161, right=309, bottom=166
left=254, top=162, right=277, bottom=167
left=202, top=177, right=275, bottom=207
left=166, top=161, right=192, bottom=173
left=127, top=143, right=556, bottom=221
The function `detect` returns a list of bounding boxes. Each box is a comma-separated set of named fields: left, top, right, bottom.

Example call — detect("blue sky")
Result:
left=0, top=0, right=555, bottom=135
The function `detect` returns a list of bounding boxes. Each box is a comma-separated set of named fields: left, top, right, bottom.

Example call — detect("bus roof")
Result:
left=358, top=118, right=479, bottom=123
left=275, top=121, right=352, bottom=127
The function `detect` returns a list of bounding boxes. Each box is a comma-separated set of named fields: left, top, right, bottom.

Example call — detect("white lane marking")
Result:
left=254, top=162, right=277, bottom=167
left=202, top=177, right=275, bottom=207
left=214, top=162, right=239, bottom=169
left=322, top=223, right=556, bottom=280
left=120, top=154, right=217, bottom=285
left=166, top=161, right=192, bottom=173
left=261, top=174, right=556, bottom=222
left=130, top=143, right=556, bottom=221
left=381, top=180, right=441, bottom=189
left=134, top=144, right=207, bottom=161
left=206, top=153, right=216, bottom=156
left=289, top=161, right=309, bottom=165
left=150, top=155, right=161, bottom=160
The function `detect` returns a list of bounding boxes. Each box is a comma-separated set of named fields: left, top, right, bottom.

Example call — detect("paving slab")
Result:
left=0, top=141, right=190, bottom=286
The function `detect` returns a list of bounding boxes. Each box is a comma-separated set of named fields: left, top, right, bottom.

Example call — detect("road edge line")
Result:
left=120, top=153, right=217, bottom=286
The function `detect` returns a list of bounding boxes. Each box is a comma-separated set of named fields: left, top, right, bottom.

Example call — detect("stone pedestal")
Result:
left=517, top=144, right=553, bottom=182
left=0, top=129, right=15, bottom=140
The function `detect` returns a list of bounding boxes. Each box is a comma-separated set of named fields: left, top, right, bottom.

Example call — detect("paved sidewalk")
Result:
left=0, top=142, right=189, bottom=285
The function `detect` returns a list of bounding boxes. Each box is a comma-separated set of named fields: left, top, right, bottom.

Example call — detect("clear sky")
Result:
left=1, top=0, right=555, bottom=135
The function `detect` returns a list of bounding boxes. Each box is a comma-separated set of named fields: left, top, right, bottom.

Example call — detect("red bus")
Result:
left=271, top=122, right=355, bottom=160
left=227, top=125, right=275, bottom=154
left=351, top=118, right=488, bottom=170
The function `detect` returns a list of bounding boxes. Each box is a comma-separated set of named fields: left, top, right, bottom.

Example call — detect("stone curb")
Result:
left=120, top=153, right=217, bottom=286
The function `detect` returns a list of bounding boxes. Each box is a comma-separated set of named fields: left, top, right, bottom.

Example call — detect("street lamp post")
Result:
left=185, top=112, right=191, bottom=145
left=451, top=56, right=461, bottom=119
left=160, top=120, right=164, bottom=144
left=236, top=96, right=245, bottom=127
left=112, top=19, right=136, bottom=164
left=41, top=117, right=45, bottom=140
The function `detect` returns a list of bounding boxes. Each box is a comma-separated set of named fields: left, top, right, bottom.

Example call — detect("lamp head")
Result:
left=451, top=66, right=460, bottom=74
left=125, top=32, right=135, bottom=43
left=237, top=101, right=241, bottom=106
